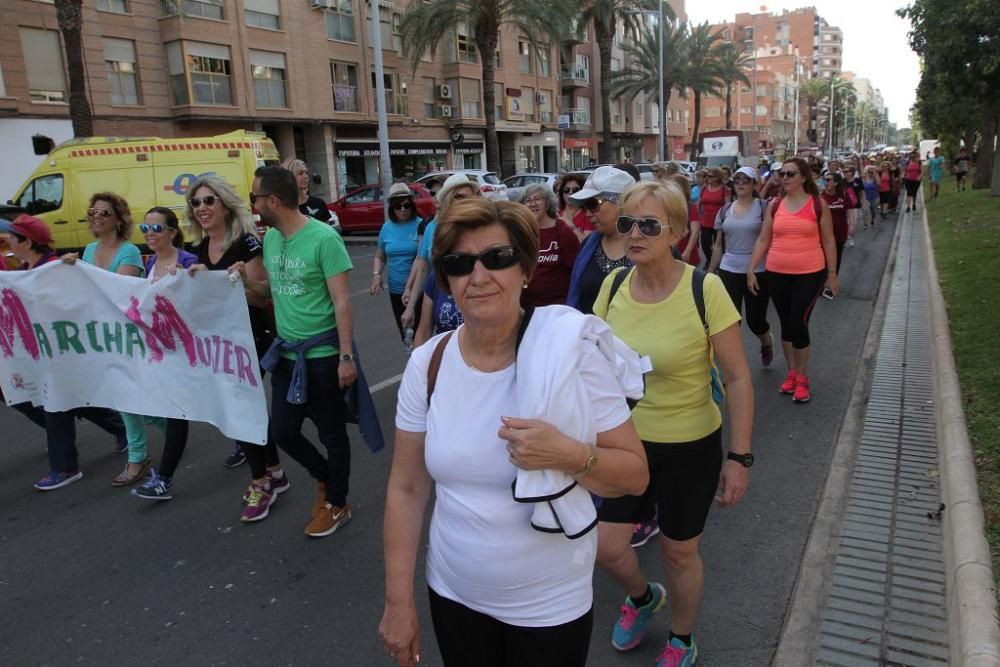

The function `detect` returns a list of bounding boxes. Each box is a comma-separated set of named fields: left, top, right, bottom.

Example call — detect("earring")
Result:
left=522, top=280, right=528, bottom=289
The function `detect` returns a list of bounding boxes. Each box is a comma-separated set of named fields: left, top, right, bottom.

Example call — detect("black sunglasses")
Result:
left=616, top=215, right=664, bottom=237
left=190, top=195, right=220, bottom=208
left=247, top=193, right=271, bottom=205
left=140, top=223, right=173, bottom=234
left=776, top=171, right=800, bottom=178
left=563, top=187, right=581, bottom=195
left=581, top=196, right=615, bottom=212
left=392, top=202, right=413, bottom=210
left=440, top=246, right=520, bottom=276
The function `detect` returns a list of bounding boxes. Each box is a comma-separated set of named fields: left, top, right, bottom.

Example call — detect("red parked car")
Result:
left=327, top=183, right=437, bottom=234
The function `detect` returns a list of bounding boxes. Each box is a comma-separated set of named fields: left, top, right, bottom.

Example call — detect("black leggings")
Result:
left=766, top=269, right=826, bottom=349
left=428, top=587, right=593, bottom=667
left=718, top=269, right=771, bottom=337
left=699, top=227, right=716, bottom=270
left=158, top=419, right=191, bottom=478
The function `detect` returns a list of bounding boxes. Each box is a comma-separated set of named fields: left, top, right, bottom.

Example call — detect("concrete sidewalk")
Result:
left=774, top=205, right=1000, bottom=665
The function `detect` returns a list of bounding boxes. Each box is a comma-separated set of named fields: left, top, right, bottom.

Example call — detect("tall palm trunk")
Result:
left=476, top=27, right=501, bottom=174
left=55, top=0, right=93, bottom=137
left=661, top=88, right=672, bottom=157
left=689, top=89, right=702, bottom=161
left=725, top=84, right=733, bottom=128
left=595, top=27, right=614, bottom=164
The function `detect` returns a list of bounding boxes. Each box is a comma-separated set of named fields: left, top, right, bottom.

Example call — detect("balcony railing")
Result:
left=565, top=107, right=591, bottom=127
left=559, top=65, right=590, bottom=85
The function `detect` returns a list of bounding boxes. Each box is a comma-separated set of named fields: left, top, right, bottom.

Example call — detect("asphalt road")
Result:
left=0, top=215, right=898, bottom=666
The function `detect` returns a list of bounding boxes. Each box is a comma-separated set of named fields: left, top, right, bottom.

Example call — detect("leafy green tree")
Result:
left=578, top=0, right=670, bottom=162
left=713, top=42, right=752, bottom=129
left=685, top=22, right=723, bottom=160
left=610, top=21, right=689, bottom=148
left=398, top=0, right=575, bottom=174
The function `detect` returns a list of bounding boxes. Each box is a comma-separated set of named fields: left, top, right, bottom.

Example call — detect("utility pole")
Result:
left=368, top=1, right=393, bottom=213
left=828, top=77, right=835, bottom=157
left=792, top=58, right=800, bottom=154
left=657, top=1, right=665, bottom=160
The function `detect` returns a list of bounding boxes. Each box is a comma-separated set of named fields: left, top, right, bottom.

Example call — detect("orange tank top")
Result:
left=766, top=197, right=825, bottom=274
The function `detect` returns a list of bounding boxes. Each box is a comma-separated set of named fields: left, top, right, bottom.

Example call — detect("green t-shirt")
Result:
left=263, top=218, right=353, bottom=359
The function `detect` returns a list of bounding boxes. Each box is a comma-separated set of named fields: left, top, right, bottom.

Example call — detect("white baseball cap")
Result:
left=569, top=166, right=635, bottom=203
left=734, top=166, right=759, bottom=181
left=437, top=172, right=481, bottom=201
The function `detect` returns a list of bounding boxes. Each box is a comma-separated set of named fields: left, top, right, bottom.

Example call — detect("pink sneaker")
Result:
left=242, top=470, right=289, bottom=503
left=792, top=374, right=811, bottom=403
left=779, top=370, right=797, bottom=394
left=240, top=483, right=273, bottom=523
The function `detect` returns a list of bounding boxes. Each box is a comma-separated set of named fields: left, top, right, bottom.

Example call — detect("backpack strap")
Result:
left=691, top=267, right=709, bottom=333
left=606, top=266, right=633, bottom=309
left=426, top=331, right=454, bottom=406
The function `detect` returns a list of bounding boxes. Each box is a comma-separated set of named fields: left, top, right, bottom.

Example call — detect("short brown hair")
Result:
left=667, top=173, right=691, bottom=202
left=88, top=192, right=133, bottom=240
left=431, top=198, right=538, bottom=295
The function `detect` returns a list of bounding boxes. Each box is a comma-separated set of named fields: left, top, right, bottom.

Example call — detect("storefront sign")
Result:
left=495, top=121, right=541, bottom=133
left=563, top=138, right=593, bottom=149
left=336, top=143, right=450, bottom=158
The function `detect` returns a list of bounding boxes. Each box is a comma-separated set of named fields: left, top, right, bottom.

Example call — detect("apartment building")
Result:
left=0, top=0, right=570, bottom=199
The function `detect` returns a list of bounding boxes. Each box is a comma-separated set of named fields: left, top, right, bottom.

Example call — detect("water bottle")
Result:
left=403, top=327, right=415, bottom=354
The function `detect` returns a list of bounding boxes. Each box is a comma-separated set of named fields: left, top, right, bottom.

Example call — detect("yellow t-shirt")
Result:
left=593, top=264, right=741, bottom=443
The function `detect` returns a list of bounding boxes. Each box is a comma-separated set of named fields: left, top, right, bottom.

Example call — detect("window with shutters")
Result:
left=460, top=78, right=480, bottom=118
left=422, top=76, right=436, bottom=117
left=245, top=0, right=280, bottom=29
left=325, top=0, right=356, bottom=42
left=331, top=61, right=359, bottom=112
left=161, top=0, right=224, bottom=20
left=103, top=38, right=140, bottom=105
left=250, top=50, right=287, bottom=107
left=19, top=28, right=67, bottom=103
left=518, top=38, right=533, bottom=73
left=166, top=41, right=233, bottom=106
left=522, top=86, right=535, bottom=121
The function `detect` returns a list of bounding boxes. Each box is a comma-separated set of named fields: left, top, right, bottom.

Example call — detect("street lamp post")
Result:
left=368, top=0, right=393, bottom=213
left=828, top=77, right=835, bottom=157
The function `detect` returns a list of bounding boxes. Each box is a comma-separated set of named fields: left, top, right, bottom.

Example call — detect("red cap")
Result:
left=5, top=215, right=54, bottom=247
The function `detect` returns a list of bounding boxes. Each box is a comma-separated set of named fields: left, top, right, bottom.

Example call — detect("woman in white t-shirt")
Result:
left=380, top=198, right=647, bottom=667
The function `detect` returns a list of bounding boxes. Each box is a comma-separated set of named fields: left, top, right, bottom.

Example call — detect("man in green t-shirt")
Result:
left=239, top=165, right=357, bottom=538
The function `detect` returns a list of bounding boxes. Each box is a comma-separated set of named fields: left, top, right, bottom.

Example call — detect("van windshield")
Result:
left=17, top=174, right=64, bottom=214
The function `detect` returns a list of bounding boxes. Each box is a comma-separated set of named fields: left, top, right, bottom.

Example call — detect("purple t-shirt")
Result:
left=144, top=249, right=198, bottom=277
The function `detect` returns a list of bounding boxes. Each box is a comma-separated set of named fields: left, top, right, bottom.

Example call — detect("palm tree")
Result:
left=398, top=0, right=575, bottom=174
left=610, top=21, right=689, bottom=146
left=578, top=0, right=669, bottom=163
left=800, top=77, right=830, bottom=146
left=685, top=23, right=724, bottom=160
left=713, top=42, right=752, bottom=129
left=54, top=0, right=93, bottom=136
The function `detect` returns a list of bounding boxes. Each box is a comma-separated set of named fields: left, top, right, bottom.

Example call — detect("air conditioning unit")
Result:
left=536, top=92, right=547, bottom=104
left=438, top=84, right=453, bottom=100
left=440, top=105, right=453, bottom=118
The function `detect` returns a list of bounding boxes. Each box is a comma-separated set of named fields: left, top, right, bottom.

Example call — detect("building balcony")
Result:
left=564, top=107, right=591, bottom=129
left=560, top=65, right=590, bottom=88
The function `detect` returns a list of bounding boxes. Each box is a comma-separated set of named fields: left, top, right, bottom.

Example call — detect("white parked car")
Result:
left=416, top=170, right=509, bottom=201
left=502, top=173, right=559, bottom=202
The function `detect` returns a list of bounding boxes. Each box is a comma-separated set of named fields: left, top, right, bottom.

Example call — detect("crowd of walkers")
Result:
left=2, top=150, right=922, bottom=666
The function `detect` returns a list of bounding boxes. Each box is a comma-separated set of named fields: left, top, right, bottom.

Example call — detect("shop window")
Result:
left=250, top=50, right=287, bottom=108
left=103, top=38, right=140, bottom=106
left=331, top=61, right=359, bottom=112
left=326, top=0, right=355, bottom=42
left=19, top=28, right=67, bottom=103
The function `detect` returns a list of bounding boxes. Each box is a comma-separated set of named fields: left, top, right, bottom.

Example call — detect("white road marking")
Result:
left=369, top=373, right=404, bottom=393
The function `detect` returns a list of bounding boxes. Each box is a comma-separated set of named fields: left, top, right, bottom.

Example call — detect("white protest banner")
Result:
left=0, top=262, right=267, bottom=444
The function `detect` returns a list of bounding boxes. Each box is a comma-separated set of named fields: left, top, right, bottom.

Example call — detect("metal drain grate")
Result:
left=814, top=219, right=949, bottom=667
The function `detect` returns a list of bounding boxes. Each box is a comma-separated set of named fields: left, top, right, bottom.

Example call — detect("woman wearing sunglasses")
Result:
left=371, top=183, right=425, bottom=341
left=62, top=192, right=150, bottom=486
left=381, top=197, right=646, bottom=667
left=565, top=166, right=636, bottom=314
left=747, top=157, right=839, bottom=404
left=555, top=172, right=591, bottom=240
left=126, top=207, right=197, bottom=500
left=592, top=181, right=752, bottom=666
left=186, top=176, right=289, bottom=518
left=707, top=166, right=775, bottom=368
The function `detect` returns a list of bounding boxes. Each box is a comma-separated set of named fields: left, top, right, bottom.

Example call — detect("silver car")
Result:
left=502, top=173, right=559, bottom=202
left=415, top=170, right=509, bottom=201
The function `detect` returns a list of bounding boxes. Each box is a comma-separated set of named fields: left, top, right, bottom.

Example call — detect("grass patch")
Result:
left=924, top=175, right=1000, bottom=592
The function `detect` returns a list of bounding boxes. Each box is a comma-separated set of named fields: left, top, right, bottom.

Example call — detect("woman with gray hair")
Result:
left=281, top=158, right=333, bottom=224
left=185, top=176, right=286, bottom=495
left=519, top=183, right=581, bottom=307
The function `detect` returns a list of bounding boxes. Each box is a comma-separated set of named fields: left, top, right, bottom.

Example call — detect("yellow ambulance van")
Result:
left=8, top=130, right=280, bottom=251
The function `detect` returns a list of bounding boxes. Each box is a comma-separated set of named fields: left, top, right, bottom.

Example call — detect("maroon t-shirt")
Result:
left=821, top=191, right=849, bottom=243
left=522, top=221, right=581, bottom=308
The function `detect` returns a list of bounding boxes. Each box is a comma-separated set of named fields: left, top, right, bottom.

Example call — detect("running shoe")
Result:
left=132, top=469, right=173, bottom=501
left=224, top=443, right=247, bottom=468
left=242, top=470, right=290, bottom=503
left=305, top=503, right=351, bottom=538
left=240, top=484, right=273, bottom=523
left=656, top=636, right=699, bottom=667
left=760, top=334, right=774, bottom=368
left=779, top=370, right=797, bottom=394
left=34, top=470, right=83, bottom=491
left=630, top=518, right=660, bottom=548
left=793, top=374, right=812, bottom=403
left=611, top=582, right=667, bottom=651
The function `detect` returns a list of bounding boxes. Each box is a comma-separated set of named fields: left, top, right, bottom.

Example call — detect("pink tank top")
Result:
left=766, top=197, right=825, bottom=275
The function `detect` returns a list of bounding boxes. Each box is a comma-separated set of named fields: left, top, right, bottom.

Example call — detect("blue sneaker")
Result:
left=656, top=636, right=699, bottom=666
left=132, top=469, right=173, bottom=501
left=34, top=470, right=83, bottom=491
left=611, top=582, right=667, bottom=651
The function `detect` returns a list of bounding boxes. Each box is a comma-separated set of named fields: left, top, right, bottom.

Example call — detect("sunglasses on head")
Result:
left=440, top=246, right=520, bottom=277
left=140, top=223, right=172, bottom=234
left=191, top=195, right=220, bottom=208
left=776, top=170, right=800, bottom=178
left=581, top=196, right=615, bottom=212
left=616, top=215, right=664, bottom=237
left=87, top=208, right=113, bottom=218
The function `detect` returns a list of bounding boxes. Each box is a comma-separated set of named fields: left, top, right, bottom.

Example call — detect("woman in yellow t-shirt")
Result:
left=593, top=180, right=754, bottom=663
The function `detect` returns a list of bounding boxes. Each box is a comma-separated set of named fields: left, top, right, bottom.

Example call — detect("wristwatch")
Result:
left=573, top=447, right=598, bottom=478
left=340, top=353, right=355, bottom=362
left=727, top=452, right=754, bottom=468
